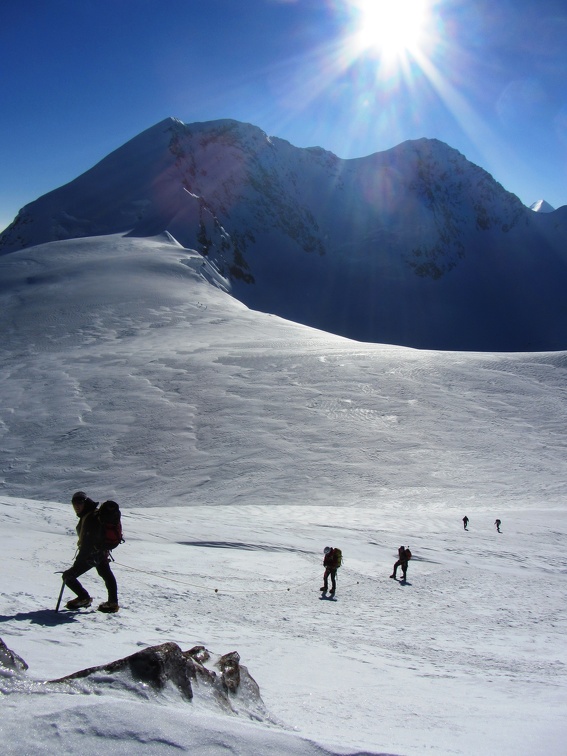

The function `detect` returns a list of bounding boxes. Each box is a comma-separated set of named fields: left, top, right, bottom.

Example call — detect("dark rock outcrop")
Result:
left=0, top=636, right=267, bottom=720
left=52, top=641, right=196, bottom=700
left=0, top=637, right=28, bottom=673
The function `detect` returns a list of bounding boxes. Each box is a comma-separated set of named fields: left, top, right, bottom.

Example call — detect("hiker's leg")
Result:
left=330, top=570, right=336, bottom=593
left=62, top=560, right=92, bottom=598
left=391, top=559, right=401, bottom=578
left=96, top=558, right=118, bottom=603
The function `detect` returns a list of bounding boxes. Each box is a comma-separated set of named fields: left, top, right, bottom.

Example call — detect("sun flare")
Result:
left=351, top=0, right=431, bottom=61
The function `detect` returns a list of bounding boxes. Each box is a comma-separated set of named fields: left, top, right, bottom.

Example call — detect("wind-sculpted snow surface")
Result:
left=2, top=235, right=567, bottom=507
left=2, top=118, right=567, bottom=349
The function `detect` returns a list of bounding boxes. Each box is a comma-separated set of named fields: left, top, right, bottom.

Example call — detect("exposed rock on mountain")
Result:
left=2, top=117, right=567, bottom=350
left=0, top=637, right=270, bottom=720
left=0, top=637, right=28, bottom=673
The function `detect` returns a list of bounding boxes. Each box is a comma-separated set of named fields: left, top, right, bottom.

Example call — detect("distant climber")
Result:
left=320, top=546, right=342, bottom=596
left=495, top=518, right=501, bottom=533
left=61, top=491, right=120, bottom=613
left=463, top=516, right=469, bottom=530
left=390, top=546, right=412, bottom=581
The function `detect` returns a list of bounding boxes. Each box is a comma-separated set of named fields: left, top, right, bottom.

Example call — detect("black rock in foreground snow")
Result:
left=0, top=636, right=270, bottom=720
left=0, top=636, right=28, bottom=673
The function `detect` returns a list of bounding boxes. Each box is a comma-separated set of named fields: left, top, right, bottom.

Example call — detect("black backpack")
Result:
left=97, top=500, right=124, bottom=550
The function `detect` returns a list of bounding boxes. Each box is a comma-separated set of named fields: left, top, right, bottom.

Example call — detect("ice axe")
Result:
left=55, top=573, right=65, bottom=612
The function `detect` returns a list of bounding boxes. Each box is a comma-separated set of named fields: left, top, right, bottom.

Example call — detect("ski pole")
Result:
left=55, top=577, right=65, bottom=612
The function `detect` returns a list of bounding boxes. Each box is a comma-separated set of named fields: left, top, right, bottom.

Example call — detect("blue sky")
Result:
left=2, top=0, right=567, bottom=232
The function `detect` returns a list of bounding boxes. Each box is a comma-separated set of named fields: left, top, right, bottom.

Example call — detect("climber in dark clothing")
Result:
left=390, top=545, right=412, bottom=581
left=320, top=546, right=341, bottom=596
left=62, top=491, right=119, bottom=613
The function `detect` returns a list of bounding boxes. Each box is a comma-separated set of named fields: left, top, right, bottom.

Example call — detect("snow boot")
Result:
left=65, top=596, right=92, bottom=610
left=98, top=601, right=119, bottom=613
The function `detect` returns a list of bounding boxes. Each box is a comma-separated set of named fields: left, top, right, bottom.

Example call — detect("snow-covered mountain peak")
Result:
left=530, top=198, right=555, bottom=213
left=2, top=118, right=567, bottom=350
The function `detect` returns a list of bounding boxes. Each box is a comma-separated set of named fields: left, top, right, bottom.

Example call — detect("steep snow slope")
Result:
left=1, top=234, right=567, bottom=509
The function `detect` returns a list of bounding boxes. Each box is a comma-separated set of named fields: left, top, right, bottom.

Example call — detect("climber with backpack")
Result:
left=61, top=491, right=123, bottom=613
left=320, top=546, right=342, bottom=596
left=390, top=545, right=412, bottom=582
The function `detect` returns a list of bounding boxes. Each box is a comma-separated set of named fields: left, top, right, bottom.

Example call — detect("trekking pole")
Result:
left=55, top=576, right=65, bottom=613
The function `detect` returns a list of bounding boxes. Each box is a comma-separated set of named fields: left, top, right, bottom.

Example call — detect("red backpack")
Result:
left=96, top=500, right=124, bottom=550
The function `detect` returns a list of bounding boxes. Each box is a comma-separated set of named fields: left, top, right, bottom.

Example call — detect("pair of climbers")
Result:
left=60, top=491, right=122, bottom=613
left=319, top=544, right=413, bottom=594
left=463, top=516, right=502, bottom=532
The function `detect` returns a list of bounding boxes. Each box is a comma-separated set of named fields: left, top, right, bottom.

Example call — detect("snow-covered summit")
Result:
left=2, top=118, right=567, bottom=350
left=530, top=198, right=555, bottom=213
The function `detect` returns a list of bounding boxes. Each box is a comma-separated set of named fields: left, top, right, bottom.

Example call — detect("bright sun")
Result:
left=351, top=0, right=431, bottom=61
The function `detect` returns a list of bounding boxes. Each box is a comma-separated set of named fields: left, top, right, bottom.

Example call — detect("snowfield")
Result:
left=1, top=234, right=566, bottom=754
